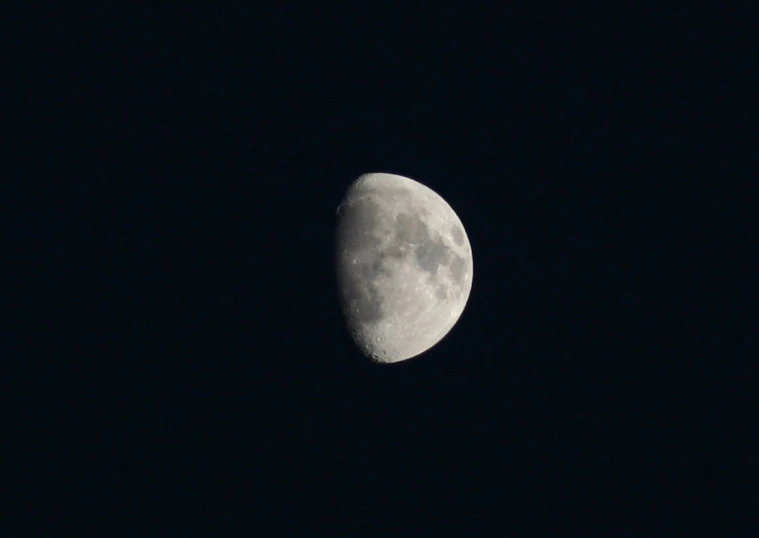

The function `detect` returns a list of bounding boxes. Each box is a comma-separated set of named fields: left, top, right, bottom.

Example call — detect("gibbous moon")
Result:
left=335, top=172, right=474, bottom=364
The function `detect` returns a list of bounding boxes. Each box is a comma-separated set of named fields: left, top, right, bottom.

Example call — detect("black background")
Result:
left=9, top=3, right=757, bottom=536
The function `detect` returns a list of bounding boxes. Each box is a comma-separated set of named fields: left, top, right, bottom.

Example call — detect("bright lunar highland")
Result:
left=335, top=172, right=474, bottom=364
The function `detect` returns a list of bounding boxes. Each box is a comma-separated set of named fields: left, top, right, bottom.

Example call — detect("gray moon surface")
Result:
left=335, top=172, right=474, bottom=364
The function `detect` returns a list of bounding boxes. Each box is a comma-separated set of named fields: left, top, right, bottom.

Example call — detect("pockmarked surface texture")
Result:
left=335, top=172, right=474, bottom=363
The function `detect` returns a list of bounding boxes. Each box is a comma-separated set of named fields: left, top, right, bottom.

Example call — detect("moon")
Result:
left=335, top=172, right=474, bottom=364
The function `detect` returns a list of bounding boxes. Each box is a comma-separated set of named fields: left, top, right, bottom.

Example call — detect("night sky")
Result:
left=10, top=4, right=756, bottom=536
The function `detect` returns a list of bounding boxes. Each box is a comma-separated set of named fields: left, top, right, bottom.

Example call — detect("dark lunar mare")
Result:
left=395, top=212, right=467, bottom=297
left=395, top=212, right=454, bottom=276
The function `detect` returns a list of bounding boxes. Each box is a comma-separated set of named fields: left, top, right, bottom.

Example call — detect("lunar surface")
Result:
left=335, top=172, right=474, bottom=364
